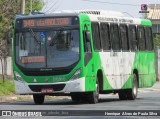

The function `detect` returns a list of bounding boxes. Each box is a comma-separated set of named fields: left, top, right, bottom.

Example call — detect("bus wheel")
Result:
left=118, top=91, right=127, bottom=100
left=70, top=93, right=81, bottom=102
left=87, top=78, right=99, bottom=104
left=33, top=94, right=45, bottom=104
left=127, top=74, right=138, bottom=100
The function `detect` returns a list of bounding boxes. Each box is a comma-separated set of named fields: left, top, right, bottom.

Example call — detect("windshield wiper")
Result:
left=29, top=29, right=41, bottom=44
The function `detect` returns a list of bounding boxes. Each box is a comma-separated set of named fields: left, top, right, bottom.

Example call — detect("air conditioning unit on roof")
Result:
left=51, top=10, right=125, bottom=17
left=75, top=10, right=124, bottom=17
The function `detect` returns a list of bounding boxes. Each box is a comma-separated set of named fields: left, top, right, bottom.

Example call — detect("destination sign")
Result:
left=16, top=17, right=79, bottom=29
left=21, top=56, right=45, bottom=64
left=23, top=18, right=69, bottom=28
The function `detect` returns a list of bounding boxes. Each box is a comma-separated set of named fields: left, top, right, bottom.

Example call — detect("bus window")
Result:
left=128, top=25, right=138, bottom=51
left=19, top=33, right=26, bottom=50
left=100, top=23, right=111, bottom=51
left=110, top=24, right=120, bottom=51
left=83, top=30, right=92, bottom=52
left=55, top=31, right=71, bottom=51
left=119, top=25, right=129, bottom=51
left=145, top=27, right=153, bottom=51
left=137, top=26, right=146, bottom=51
left=91, top=22, right=101, bottom=51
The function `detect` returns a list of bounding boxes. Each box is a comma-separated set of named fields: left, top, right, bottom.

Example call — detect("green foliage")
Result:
left=154, top=34, right=160, bottom=48
left=25, top=0, right=44, bottom=14
left=0, top=79, right=15, bottom=95
left=0, top=0, right=44, bottom=43
left=0, top=0, right=44, bottom=84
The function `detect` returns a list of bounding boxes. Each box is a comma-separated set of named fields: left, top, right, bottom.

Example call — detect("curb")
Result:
left=138, top=88, right=160, bottom=93
left=0, top=95, right=33, bottom=102
left=0, top=95, right=70, bottom=103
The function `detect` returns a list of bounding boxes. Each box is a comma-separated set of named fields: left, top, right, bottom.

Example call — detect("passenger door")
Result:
left=83, top=22, right=95, bottom=91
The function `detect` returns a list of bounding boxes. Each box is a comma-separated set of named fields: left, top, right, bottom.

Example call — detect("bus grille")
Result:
left=28, top=84, right=66, bottom=92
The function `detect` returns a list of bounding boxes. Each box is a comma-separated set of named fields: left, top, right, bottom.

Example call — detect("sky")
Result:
left=41, top=0, right=160, bottom=18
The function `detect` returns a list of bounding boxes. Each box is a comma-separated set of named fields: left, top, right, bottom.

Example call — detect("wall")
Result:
left=0, top=57, right=12, bottom=76
left=156, top=46, right=160, bottom=81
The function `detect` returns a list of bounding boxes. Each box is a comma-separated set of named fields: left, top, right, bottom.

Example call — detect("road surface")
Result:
left=0, top=89, right=160, bottom=119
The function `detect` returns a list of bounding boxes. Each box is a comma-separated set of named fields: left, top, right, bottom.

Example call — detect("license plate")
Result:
left=41, top=88, right=53, bottom=93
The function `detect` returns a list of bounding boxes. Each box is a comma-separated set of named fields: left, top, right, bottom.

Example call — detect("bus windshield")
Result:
left=15, top=29, right=80, bottom=69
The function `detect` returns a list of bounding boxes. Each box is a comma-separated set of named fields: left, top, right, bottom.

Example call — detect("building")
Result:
left=147, top=4, right=160, bottom=81
left=147, top=4, right=160, bottom=37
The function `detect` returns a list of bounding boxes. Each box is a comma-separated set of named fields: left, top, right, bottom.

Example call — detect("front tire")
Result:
left=70, top=93, right=81, bottom=102
left=127, top=74, right=138, bottom=100
left=33, top=94, right=45, bottom=104
left=86, top=78, right=99, bottom=104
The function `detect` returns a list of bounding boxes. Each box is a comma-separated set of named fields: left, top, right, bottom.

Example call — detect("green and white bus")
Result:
left=12, top=10, right=156, bottom=104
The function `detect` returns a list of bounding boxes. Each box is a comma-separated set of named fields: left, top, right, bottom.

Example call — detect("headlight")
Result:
left=14, top=71, right=24, bottom=82
left=70, top=68, right=82, bottom=81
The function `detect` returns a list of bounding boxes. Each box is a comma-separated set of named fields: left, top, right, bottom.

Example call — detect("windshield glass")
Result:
left=15, top=29, right=80, bottom=69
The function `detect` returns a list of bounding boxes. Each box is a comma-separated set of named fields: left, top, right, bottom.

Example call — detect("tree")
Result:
left=0, top=0, right=44, bottom=84
left=154, top=34, right=160, bottom=48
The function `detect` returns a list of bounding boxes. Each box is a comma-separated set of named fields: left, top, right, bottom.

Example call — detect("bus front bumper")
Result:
left=14, top=77, right=85, bottom=95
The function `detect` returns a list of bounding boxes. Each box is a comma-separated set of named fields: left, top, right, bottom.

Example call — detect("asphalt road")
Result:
left=0, top=90, right=160, bottom=119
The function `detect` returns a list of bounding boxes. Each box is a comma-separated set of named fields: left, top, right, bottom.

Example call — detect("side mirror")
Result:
left=83, top=30, right=90, bottom=42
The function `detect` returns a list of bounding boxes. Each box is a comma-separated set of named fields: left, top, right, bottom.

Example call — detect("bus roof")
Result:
left=15, top=10, right=152, bottom=26
left=74, top=10, right=151, bottom=26
left=15, top=13, right=79, bottom=19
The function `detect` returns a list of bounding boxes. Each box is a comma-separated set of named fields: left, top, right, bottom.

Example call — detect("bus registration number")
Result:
left=41, top=88, right=54, bottom=93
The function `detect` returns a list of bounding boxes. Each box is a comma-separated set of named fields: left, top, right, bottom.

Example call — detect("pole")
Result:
left=20, top=0, right=25, bottom=14
left=29, top=0, right=32, bottom=14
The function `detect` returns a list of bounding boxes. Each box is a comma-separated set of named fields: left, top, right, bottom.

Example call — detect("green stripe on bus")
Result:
left=141, top=19, right=152, bottom=26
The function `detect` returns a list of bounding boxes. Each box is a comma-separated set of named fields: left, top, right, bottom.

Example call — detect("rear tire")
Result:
left=127, top=74, right=138, bottom=100
left=33, top=94, right=45, bottom=104
left=86, top=78, right=99, bottom=104
left=118, top=91, right=127, bottom=100
left=118, top=73, right=138, bottom=100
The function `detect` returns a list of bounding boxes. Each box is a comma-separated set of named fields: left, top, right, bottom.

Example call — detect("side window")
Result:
left=83, top=30, right=92, bottom=52
left=137, top=26, right=146, bottom=51
left=91, top=22, right=101, bottom=51
left=100, top=23, right=111, bottom=51
left=128, top=25, right=137, bottom=51
left=110, top=24, right=120, bottom=51
left=119, top=25, right=129, bottom=51
left=145, top=27, right=153, bottom=51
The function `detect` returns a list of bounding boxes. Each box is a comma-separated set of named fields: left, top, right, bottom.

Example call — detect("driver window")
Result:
left=56, top=31, right=71, bottom=51
left=84, top=31, right=92, bottom=53
left=19, top=33, right=28, bottom=57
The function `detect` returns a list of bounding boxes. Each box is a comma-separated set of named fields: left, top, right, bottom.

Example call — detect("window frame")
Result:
left=128, top=25, right=138, bottom=52
left=144, top=26, right=154, bottom=51
left=137, top=26, right=146, bottom=51
left=110, top=23, right=121, bottom=51
left=119, top=24, right=129, bottom=51
left=91, top=22, right=102, bottom=52
left=99, top=22, right=111, bottom=52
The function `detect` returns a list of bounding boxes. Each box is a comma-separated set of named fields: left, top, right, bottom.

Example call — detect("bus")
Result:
left=12, top=10, right=156, bottom=104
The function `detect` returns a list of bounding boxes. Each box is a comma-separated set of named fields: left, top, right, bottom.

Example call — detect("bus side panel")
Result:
left=120, top=51, right=156, bottom=89
left=137, top=52, right=156, bottom=88
left=100, top=52, right=135, bottom=90
left=134, top=51, right=155, bottom=89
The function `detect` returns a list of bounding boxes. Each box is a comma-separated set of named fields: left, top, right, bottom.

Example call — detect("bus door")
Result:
left=83, top=23, right=95, bottom=91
